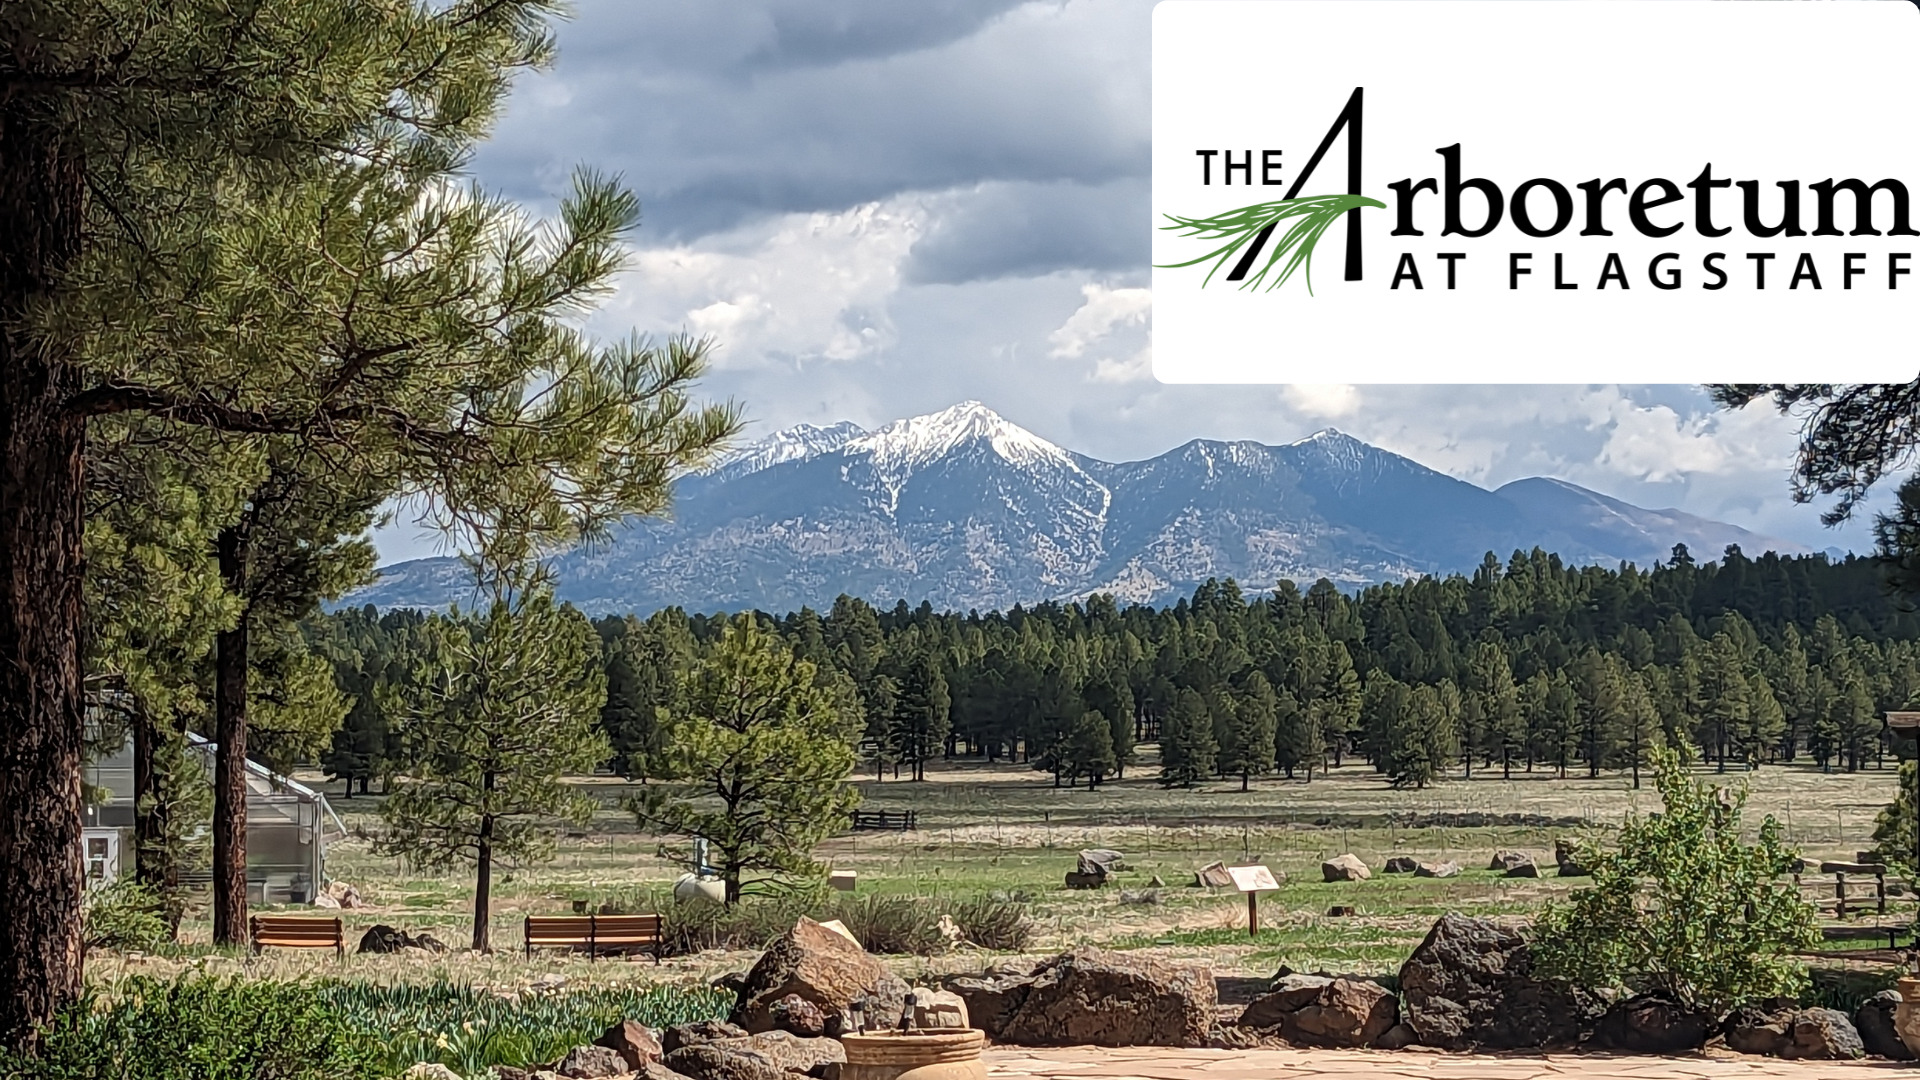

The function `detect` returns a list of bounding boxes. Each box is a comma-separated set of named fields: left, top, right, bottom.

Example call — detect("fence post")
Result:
left=1836, top=872, right=1848, bottom=919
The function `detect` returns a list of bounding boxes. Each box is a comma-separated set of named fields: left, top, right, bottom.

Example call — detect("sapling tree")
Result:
left=1534, top=744, right=1817, bottom=1015
left=378, top=589, right=608, bottom=952
left=632, top=616, right=862, bottom=903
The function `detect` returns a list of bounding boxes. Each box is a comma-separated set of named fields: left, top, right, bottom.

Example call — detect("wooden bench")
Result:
left=249, top=915, right=344, bottom=958
left=523, top=914, right=662, bottom=962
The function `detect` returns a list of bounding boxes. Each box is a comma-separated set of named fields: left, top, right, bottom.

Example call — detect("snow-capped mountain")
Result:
left=354, top=403, right=1810, bottom=614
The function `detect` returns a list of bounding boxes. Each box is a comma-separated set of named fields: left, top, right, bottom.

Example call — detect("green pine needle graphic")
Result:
left=1157, top=193, right=1385, bottom=294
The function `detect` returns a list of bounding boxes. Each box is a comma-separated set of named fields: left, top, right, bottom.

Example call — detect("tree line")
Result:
left=307, top=543, right=1920, bottom=798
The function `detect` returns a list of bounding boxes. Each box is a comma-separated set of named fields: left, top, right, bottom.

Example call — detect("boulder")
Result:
left=662, top=1021, right=749, bottom=1055
left=712, top=972, right=749, bottom=999
left=1554, top=839, right=1589, bottom=877
left=1280, top=978, right=1399, bottom=1048
left=1788, top=1008, right=1864, bottom=1060
left=997, top=946, right=1215, bottom=1047
left=767, top=995, right=826, bottom=1038
left=595, top=1020, right=664, bottom=1071
left=494, top=1068, right=531, bottom=1080
left=359, top=924, right=444, bottom=954
left=1064, top=871, right=1107, bottom=890
left=312, top=893, right=340, bottom=909
left=1374, top=1022, right=1419, bottom=1050
left=1725, top=1007, right=1793, bottom=1057
left=729, top=917, right=907, bottom=1035
left=726, top=1032, right=845, bottom=1075
left=1488, top=851, right=1531, bottom=873
left=324, top=880, right=365, bottom=909
left=1236, top=975, right=1331, bottom=1030
left=1382, top=857, right=1418, bottom=875
left=641, top=1064, right=691, bottom=1080
left=556, top=1045, right=630, bottom=1079
left=661, top=1046, right=788, bottom=1080
left=909, top=987, right=970, bottom=1030
left=1194, top=862, right=1234, bottom=888
left=1078, top=849, right=1126, bottom=875
left=1413, top=861, right=1460, bottom=879
left=1588, top=995, right=1712, bottom=1054
left=941, top=974, right=1033, bottom=1040
left=1726, top=1007, right=1863, bottom=1060
left=1854, top=990, right=1913, bottom=1060
left=1503, top=859, right=1540, bottom=879
left=403, top=1066, right=462, bottom=1080
left=1321, top=854, right=1370, bottom=882
left=1397, top=914, right=1586, bottom=1050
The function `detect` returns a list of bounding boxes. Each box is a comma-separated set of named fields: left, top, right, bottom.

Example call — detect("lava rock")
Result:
left=1321, top=854, right=1370, bottom=882
left=555, top=1045, right=630, bottom=1079
left=997, top=946, right=1216, bottom=1047
left=729, top=917, right=906, bottom=1035
left=1854, top=990, right=1913, bottom=1060
left=1588, top=995, right=1712, bottom=1054
left=1397, top=914, right=1587, bottom=1050
left=595, top=1020, right=664, bottom=1071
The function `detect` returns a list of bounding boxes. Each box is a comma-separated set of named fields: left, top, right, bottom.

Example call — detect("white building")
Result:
left=82, top=732, right=346, bottom=905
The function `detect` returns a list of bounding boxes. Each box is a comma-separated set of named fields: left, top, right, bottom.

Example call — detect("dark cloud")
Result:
left=472, top=0, right=1151, bottom=242
left=904, top=178, right=1147, bottom=284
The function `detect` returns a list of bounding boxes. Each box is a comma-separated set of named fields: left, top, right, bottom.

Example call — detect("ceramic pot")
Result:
left=1894, top=976, right=1920, bottom=1057
left=840, top=1029, right=987, bottom=1080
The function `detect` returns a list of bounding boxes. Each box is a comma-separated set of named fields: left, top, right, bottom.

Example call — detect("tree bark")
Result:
left=473, top=806, right=493, bottom=953
left=212, top=524, right=251, bottom=946
left=0, top=91, right=89, bottom=1053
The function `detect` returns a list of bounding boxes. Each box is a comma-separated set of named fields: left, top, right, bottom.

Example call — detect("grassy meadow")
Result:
left=110, top=753, right=1908, bottom=991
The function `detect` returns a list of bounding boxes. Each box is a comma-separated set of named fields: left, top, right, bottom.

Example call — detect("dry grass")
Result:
left=130, top=756, right=1905, bottom=985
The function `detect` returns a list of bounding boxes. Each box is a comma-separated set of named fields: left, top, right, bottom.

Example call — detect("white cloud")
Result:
left=1047, top=283, right=1151, bottom=358
left=606, top=199, right=926, bottom=369
left=1281, top=384, right=1362, bottom=420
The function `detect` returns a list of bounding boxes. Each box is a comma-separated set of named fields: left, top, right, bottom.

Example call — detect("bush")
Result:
left=82, top=877, right=173, bottom=955
left=945, top=896, right=1035, bottom=950
left=827, top=894, right=947, bottom=956
left=1533, top=745, right=1818, bottom=1016
left=319, top=982, right=731, bottom=1076
left=2, top=977, right=384, bottom=1080
left=0, top=978, right=734, bottom=1080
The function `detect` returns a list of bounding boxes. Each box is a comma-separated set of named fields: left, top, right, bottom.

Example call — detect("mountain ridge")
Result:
left=352, top=403, right=1810, bottom=614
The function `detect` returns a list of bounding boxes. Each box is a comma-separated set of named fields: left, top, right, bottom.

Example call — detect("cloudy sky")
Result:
left=374, top=0, right=1880, bottom=563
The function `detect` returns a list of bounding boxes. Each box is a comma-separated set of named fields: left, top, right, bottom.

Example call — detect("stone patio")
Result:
left=983, top=1045, right=1912, bottom=1079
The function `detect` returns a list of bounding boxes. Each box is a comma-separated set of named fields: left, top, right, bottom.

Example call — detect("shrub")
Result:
left=1533, top=745, right=1818, bottom=1016
left=1, top=977, right=384, bottom=1080
left=827, top=894, right=946, bottom=956
left=945, top=896, right=1035, bottom=950
left=82, top=877, right=173, bottom=955
left=319, top=982, right=731, bottom=1076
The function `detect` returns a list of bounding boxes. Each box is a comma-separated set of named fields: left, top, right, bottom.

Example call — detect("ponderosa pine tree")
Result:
left=1223, top=671, right=1277, bottom=790
left=632, top=616, right=862, bottom=903
left=2, top=0, right=737, bottom=1040
left=379, top=588, right=608, bottom=952
left=1159, top=688, right=1216, bottom=788
left=1064, top=709, right=1116, bottom=788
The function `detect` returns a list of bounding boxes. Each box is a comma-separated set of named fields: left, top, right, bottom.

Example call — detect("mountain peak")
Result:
left=711, top=419, right=866, bottom=479
left=849, top=401, right=1071, bottom=474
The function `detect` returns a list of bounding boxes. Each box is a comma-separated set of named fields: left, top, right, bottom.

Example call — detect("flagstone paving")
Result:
left=983, top=1046, right=1912, bottom=1079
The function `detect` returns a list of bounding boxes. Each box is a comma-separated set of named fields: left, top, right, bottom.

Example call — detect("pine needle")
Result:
left=1157, top=193, right=1384, bottom=294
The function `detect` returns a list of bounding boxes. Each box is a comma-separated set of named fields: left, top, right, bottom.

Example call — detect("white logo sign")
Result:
left=1152, top=1, right=1920, bottom=383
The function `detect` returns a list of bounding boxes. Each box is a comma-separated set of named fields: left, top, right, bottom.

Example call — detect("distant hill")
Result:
left=353, top=401, right=1809, bottom=614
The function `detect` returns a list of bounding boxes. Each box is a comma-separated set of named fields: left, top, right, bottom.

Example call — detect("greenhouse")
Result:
left=82, top=730, right=345, bottom=905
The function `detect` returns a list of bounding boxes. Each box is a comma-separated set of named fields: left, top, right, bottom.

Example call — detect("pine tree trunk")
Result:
left=133, top=708, right=165, bottom=887
left=0, top=97, right=89, bottom=1053
left=212, top=525, right=251, bottom=946
left=473, top=815, right=493, bottom=953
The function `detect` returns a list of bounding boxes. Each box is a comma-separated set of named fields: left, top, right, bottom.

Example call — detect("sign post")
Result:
left=1227, top=864, right=1281, bottom=938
